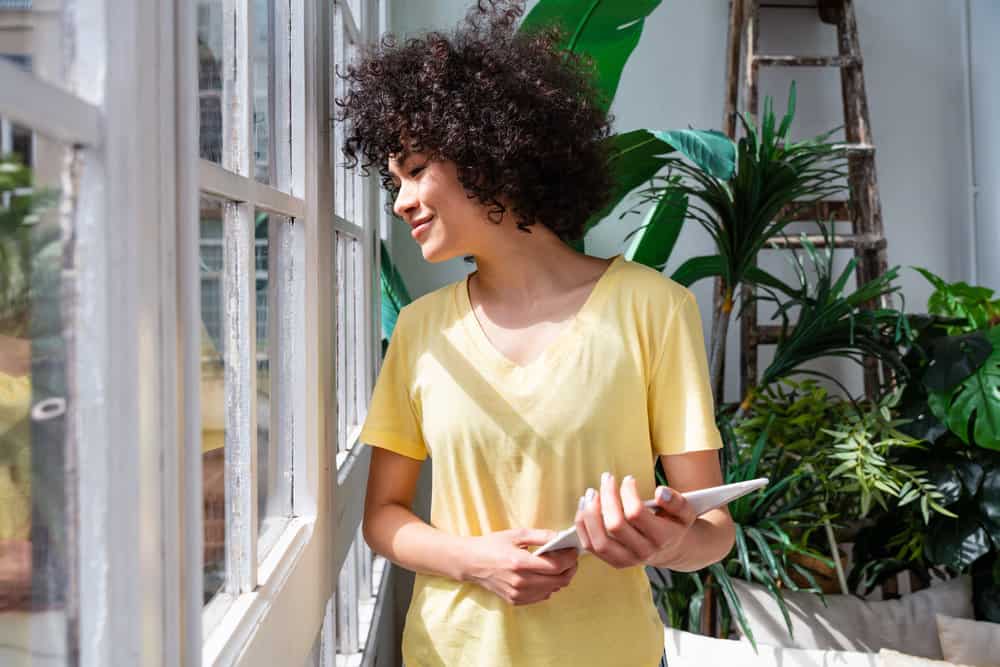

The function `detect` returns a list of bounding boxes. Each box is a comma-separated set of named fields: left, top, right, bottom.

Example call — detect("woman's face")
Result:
left=388, top=150, right=493, bottom=263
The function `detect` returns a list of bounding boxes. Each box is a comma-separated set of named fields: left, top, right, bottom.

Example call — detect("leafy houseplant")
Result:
left=850, top=269, right=1000, bottom=621
left=636, top=84, right=850, bottom=396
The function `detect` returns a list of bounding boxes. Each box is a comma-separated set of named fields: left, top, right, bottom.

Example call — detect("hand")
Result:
left=574, top=472, right=697, bottom=569
left=461, top=528, right=580, bottom=606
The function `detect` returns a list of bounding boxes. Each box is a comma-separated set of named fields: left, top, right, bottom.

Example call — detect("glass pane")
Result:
left=255, top=212, right=291, bottom=557
left=199, top=195, right=227, bottom=604
left=255, top=212, right=273, bottom=543
left=252, top=0, right=276, bottom=184
left=2, top=3, right=68, bottom=93
left=0, top=142, right=70, bottom=661
left=197, top=0, right=225, bottom=164
left=331, top=3, right=348, bottom=220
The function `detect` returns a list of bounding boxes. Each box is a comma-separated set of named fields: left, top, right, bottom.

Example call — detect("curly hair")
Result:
left=334, top=0, right=615, bottom=243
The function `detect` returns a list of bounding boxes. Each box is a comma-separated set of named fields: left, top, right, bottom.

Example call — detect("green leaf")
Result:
left=379, top=240, right=412, bottom=341
left=745, top=266, right=802, bottom=299
left=924, top=331, right=993, bottom=392
left=584, top=129, right=673, bottom=237
left=956, top=460, right=986, bottom=496
left=928, top=326, right=1000, bottom=451
left=624, top=187, right=687, bottom=269
left=925, top=512, right=991, bottom=569
left=520, top=0, right=663, bottom=113
left=670, top=254, right=724, bottom=287
left=980, top=466, right=1000, bottom=548
left=653, top=129, right=736, bottom=180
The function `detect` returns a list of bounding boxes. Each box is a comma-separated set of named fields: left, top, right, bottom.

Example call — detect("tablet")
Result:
left=533, top=477, right=769, bottom=556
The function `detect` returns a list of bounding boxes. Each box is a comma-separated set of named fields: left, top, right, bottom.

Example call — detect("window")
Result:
left=0, top=0, right=389, bottom=663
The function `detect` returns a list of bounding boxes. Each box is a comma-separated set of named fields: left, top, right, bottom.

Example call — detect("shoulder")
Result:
left=393, top=276, right=465, bottom=334
left=613, top=257, right=694, bottom=318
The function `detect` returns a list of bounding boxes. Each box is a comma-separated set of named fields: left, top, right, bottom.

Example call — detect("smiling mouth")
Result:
left=411, top=216, right=434, bottom=233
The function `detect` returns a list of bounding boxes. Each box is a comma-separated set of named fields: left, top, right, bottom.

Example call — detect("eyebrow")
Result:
left=387, top=149, right=413, bottom=184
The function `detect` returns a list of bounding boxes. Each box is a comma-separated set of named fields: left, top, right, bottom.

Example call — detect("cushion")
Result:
left=731, top=576, right=974, bottom=658
left=664, top=627, right=878, bottom=667
left=936, top=614, right=1000, bottom=666
left=877, top=648, right=976, bottom=667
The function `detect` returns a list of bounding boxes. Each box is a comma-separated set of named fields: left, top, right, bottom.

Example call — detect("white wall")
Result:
left=970, top=0, right=999, bottom=292
left=385, top=0, right=985, bottom=403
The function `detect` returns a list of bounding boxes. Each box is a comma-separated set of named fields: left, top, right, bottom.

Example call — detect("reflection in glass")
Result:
left=200, top=196, right=227, bottom=603
left=0, top=148, right=68, bottom=659
left=255, top=212, right=273, bottom=542
left=253, top=0, right=275, bottom=184
left=197, top=0, right=224, bottom=164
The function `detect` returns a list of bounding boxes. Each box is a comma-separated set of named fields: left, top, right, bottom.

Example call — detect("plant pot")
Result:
left=787, top=549, right=847, bottom=594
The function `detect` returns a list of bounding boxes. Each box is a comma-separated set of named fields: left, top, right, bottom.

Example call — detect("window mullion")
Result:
left=224, top=0, right=253, bottom=179
left=271, top=215, right=294, bottom=520
left=223, top=200, right=259, bottom=594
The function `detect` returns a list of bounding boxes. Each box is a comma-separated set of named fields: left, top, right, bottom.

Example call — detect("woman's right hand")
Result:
left=460, top=528, right=580, bottom=606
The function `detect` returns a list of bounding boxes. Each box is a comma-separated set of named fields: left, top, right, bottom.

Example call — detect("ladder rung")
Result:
left=755, top=325, right=786, bottom=344
left=778, top=200, right=851, bottom=221
left=833, top=142, right=875, bottom=155
left=759, top=3, right=819, bottom=9
left=764, top=232, right=887, bottom=251
left=754, top=55, right=861, bottom=68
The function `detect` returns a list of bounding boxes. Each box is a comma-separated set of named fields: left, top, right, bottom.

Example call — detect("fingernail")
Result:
left=585, top=488, right=596, bottom=506
left=622, top=474, right=634, bottom=485
left=601, top=471, right=610, bottom=485
left=657, top=487, right=672, bottom=502
left=578, top=495, right=586, bottom=512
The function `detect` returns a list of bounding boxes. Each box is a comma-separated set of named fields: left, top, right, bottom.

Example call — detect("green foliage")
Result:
left=577, top=129, right=674, bottom=250
left=654, top=412, right=833, bottom=648
left=652, top=129, right=735, bottom=181
left=623, top=175, right=687, bottom=271
left=754, top=229, right=909, bottom=398
left=0, top=154, right=59, bottom=336
left=914, top=266, right=1000, bottom=334
left=637, top=83, right=847, bottom=294
left=926, top=326, right=1000, bottom=451
left=520, top=0, right=663, bottom=114
left=379, top=239, right=411, bottom=346
left=821, top=386, right=954, bottom=522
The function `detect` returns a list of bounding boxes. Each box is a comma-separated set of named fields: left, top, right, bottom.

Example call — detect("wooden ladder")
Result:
left=716, top=0, right=891, bottom=403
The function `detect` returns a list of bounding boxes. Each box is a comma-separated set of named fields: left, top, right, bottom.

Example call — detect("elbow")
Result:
left=717, top=513, right=737, bottom=562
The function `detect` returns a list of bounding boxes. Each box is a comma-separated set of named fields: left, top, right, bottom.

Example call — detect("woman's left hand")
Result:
left=574, top=472, right=697, bottom=569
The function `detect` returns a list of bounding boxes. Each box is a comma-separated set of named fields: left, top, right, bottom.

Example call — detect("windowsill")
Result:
left=202, top=515, right=315, bottom=665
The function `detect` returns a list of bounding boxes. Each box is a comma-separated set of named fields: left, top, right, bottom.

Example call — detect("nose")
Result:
left=393, top=180, right=419, bottom=221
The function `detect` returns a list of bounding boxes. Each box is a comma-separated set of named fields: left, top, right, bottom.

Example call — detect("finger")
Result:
left=513, top=528, right=558, bottom=547
left=651, top=486, right=698, bottom=528
left=600, top=473, right=657, bottom=561
left=581, top=486, right=634, bottom=567
left=574, top=493, right=594, bottom=553
left=620, top=476, right=673, bottom=544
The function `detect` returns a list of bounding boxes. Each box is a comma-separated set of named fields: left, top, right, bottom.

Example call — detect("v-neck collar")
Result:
left=455, top=253, right=624, bottom=375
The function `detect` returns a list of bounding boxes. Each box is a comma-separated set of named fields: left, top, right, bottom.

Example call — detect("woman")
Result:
left=338, top=2, right=735, bottom=665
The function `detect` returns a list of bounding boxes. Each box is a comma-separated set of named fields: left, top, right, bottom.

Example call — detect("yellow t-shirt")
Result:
left=359, top=253, right=723, bottom=667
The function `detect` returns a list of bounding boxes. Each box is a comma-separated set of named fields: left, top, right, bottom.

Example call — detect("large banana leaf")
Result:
left=520, top=0, right=663, bottom=113
left=654, top=129, right=736, bottom=181
left=928, top=325, right=1000, bottom=451
left=624, top=184, right=686, bottom=270
left=380, top=239, right=411, bottom=342
left=592, top=129, right=673, bottom=225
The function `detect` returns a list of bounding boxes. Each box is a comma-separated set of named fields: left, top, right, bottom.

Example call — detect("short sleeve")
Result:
left=648, top=291, right=724, bottom=456
left=358, top=311, right=428, bottom=461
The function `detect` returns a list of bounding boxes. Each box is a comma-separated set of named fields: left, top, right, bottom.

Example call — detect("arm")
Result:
left=362, top=446, right=468, bottom=582
left=643, top=449, right=735, bottom=571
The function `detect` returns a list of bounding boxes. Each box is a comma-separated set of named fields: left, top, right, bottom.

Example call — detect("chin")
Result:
left=419, top=242, right=462, bottom=264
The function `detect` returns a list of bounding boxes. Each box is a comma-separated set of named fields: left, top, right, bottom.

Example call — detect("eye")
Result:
left=409, top=165, right=426, bottom=177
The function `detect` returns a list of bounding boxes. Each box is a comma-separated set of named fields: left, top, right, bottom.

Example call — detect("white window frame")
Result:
left=1, top=0, right=387, bottom=665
